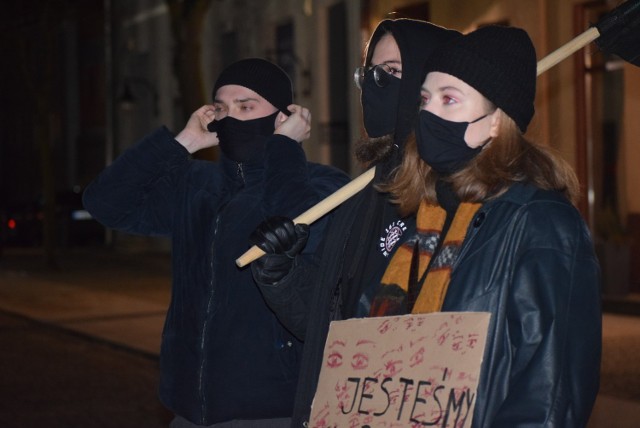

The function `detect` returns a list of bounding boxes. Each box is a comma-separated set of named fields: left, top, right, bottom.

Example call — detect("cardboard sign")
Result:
left=309, top=312, right=491, bottom=428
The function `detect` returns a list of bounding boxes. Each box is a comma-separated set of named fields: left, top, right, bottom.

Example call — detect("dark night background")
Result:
left=1, top=0, right=108, bottom=260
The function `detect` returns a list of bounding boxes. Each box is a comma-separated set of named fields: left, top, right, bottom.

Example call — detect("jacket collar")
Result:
left=220, top=154, right=265, bottom=188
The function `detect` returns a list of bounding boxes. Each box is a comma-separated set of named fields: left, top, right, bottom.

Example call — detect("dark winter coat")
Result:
left=258, top=183, right=601, bottom=427
left=257, top=171, right=414, bottom=426
left=82, top=127, right=349, bottom=425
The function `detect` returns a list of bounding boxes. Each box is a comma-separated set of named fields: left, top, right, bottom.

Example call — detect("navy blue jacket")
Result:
left=82, top=126, right=349, bottom=425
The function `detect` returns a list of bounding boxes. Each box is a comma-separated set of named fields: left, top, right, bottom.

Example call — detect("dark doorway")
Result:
left=327, top=1, right=350, bottom=172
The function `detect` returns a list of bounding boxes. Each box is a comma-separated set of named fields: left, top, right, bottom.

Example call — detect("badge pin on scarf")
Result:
left=237, top=0, right=640, bottom=268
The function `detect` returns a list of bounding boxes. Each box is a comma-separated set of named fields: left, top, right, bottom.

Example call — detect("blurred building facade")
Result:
left=2, top=0, right=639, bottom=294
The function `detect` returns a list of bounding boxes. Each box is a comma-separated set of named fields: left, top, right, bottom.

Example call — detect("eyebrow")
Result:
left=235, top=97, right=260, bottom=103
left=213, top=97, right=261, bottom=104
left=438, top=85, right=463, bottom=93
left=421, top=85, right=464, bottom=95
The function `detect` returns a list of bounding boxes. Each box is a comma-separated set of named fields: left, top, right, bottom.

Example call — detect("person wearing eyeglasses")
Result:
left=248, top=19, right=459, bottom=427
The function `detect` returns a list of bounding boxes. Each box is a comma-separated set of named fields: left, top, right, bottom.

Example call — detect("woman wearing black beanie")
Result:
left=377, top=25, right=601, bottom=426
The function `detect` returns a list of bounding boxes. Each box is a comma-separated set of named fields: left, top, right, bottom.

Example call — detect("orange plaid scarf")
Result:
left=370, top=200, right=481, bottom=316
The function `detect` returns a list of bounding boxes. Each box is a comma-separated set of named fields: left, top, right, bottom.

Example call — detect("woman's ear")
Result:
left=489, top=109, right=502, bottom=138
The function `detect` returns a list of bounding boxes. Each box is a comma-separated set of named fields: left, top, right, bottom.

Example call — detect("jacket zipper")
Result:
left=237, top=162, right=244, bottom=182
left=197, top=165, right=244, bottom=423
left=198, top=212, right=222, bottom=423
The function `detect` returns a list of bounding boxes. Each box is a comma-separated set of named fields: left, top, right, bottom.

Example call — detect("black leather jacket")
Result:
left=258, top=183, right=601, bottom=427
left=440, top=184, right=601, bottom=427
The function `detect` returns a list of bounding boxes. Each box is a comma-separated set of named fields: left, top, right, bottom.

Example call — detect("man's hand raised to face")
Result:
left=175, top=104, right=220, bottom=154
left=274, top=104, right=311, bottom=143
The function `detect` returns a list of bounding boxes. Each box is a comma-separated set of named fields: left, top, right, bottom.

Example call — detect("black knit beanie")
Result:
left=424, top=25, right=537, bottom=132
left=212, top=58, right=293, bottom=115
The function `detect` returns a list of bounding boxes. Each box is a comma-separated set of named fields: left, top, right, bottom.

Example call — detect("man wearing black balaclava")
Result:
left=82, top=58, right=349, bottom=427
left=248, top=20, right=460, bottom=427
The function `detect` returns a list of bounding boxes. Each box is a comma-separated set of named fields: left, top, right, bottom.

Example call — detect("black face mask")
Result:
left=208, top=111, right=279, bottom=163
left=361, top=69, right=401, bottom=138
left=416, top=110, right=488, bottom=175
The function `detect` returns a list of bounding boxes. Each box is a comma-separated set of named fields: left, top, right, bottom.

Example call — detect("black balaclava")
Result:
left=208, top=112, right=280, bottom=163
left=360, top=19, right=460, bottom=179
left=361, top=71, right=401, bottom=139
left=208, top=58, right=293, bottom=163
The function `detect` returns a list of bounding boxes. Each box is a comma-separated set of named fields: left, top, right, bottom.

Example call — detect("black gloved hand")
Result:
left=249, top=216, right=309, bottom=285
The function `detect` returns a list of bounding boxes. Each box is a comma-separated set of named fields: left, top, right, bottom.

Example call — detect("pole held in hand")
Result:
left=236, top=167, right=376, bottom=267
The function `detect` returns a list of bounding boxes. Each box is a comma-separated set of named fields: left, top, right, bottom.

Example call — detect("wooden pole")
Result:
left=536, top=27, right=600, bottom=75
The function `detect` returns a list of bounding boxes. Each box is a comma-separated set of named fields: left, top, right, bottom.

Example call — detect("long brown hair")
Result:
left=381, top=110, right=580, bottom=216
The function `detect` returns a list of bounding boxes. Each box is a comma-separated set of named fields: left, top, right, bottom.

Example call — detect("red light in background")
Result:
left=7, top=219, right=16, bottom=230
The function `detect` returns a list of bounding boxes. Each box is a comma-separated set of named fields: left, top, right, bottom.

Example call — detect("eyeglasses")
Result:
left=353, top=63, right=401, bottom=90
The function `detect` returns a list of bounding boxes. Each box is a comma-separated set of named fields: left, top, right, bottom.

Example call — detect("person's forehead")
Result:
left=370, top=34, right=401, bottom=64
left=214, top=84, right=264, bottom=103
left=423, top=71, right=468, bottom=91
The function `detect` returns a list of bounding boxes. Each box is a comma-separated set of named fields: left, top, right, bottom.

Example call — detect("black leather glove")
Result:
left=249, top=216, right=309, bottom=285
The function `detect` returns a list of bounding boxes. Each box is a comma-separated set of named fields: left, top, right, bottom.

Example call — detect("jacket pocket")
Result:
left=270, top=319, right=303, bottom=380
